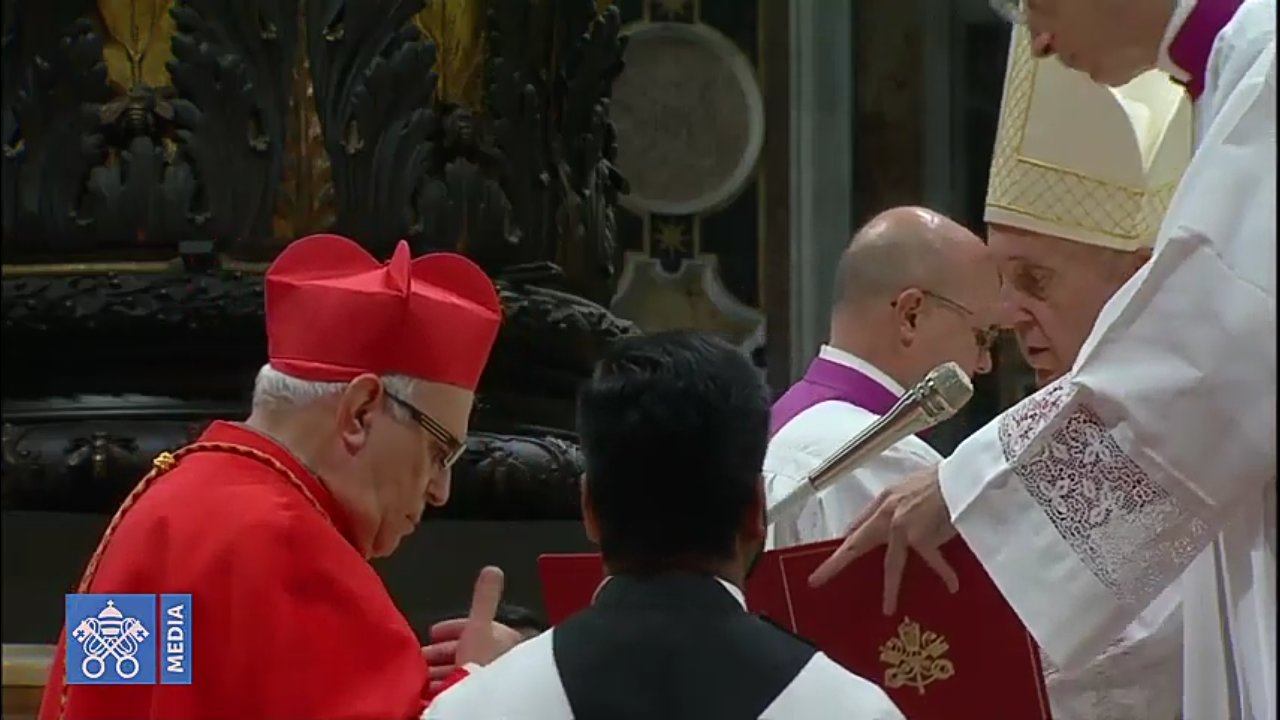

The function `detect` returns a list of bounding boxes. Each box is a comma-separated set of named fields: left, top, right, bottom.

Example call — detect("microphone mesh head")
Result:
left=920, top=362, right=974, bottom=420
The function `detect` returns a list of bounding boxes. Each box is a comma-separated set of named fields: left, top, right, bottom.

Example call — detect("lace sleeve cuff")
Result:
left=941, top=415, right=1121, bottom=671
left=940, top=378, right=1207, bottom=671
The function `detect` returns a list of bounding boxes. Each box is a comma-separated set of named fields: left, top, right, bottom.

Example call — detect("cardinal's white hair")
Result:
left=251, top=364, right=418, bottom=421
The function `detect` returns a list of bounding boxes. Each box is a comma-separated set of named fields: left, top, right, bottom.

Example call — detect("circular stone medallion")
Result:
left=612, top=22, right=765, bottom=216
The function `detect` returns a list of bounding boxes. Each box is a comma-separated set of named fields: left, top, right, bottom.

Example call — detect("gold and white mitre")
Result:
left=985, top=27, right=1193, bottom=251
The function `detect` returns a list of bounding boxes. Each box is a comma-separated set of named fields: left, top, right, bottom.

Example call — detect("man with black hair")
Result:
left=423, top=331, right=903, bottom=719
left=494, top=603, right=549, bottom=641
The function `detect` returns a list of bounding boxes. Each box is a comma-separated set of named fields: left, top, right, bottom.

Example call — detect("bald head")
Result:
left=833, top=207, right=987, bottom=309
left=828, top=206, right=999, bottom=387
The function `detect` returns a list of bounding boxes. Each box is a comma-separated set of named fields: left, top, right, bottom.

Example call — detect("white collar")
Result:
left=591, top=575, right=748, bottom=610
left=1156, top=0, right=1198, bottom=82
left=714, top=577, right=748, bottom=609
left=817, top=345, right=907, bottom=397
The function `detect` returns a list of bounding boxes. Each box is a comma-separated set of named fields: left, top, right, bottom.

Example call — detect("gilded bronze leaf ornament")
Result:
left=272, top=3, right=335, bottom=244
left=413, top=0, right=486, bottom=111
left=1, top=0, right=635, bottom=520
left=97, top=0, right=175, bottom=91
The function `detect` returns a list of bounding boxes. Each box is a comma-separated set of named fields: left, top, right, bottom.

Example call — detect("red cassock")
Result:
left=39, top=421, right=460, bottom=720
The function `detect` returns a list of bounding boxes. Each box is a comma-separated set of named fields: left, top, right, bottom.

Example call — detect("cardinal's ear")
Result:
left=337, top=374, right=383, bottom=455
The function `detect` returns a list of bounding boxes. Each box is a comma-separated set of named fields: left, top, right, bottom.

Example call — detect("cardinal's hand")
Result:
left=423, top=566, right=523, bottom=694
left=808, top=466, right=960, bottom=614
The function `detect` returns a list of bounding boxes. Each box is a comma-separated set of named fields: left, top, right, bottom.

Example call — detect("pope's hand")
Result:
left=807, top=466, right=960, bottom=614
left=423, top=566, right=523, bottom=693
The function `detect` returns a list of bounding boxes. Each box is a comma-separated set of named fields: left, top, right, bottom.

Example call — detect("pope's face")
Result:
left=988, top=224, right=1146, bottom=386
left=1022, top=0, right=1171, bottom=86
left=364, top=382, right=473, bottom=558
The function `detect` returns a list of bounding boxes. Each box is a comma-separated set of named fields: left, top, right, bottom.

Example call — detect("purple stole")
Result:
left=1168, top=0, right=1244, bottom=101
left=769, top=357, right=901, bottom=438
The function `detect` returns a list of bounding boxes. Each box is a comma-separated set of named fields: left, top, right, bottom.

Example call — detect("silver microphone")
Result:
left=766, top=361, right=974, bottom=527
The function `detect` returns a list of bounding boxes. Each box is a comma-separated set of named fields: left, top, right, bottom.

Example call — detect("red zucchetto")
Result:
left=265, top=234, right=502, bottom=390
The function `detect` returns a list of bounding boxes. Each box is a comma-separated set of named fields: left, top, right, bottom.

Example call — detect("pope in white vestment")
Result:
left=772, top=33, right=1196, bottom=717
left=981, top=28, right=1195, bottom=720
left=813, top=2, right=1274, bottom=719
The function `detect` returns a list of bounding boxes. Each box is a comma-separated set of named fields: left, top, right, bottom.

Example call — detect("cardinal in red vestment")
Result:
left=39, top=234, right=511, bottom=720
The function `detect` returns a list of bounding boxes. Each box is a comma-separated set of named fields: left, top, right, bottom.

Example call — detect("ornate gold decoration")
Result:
left=654, top=221, right=688, bottom=254
left=610, top=255, right=762, bottom=347
left=97, top=0, right=176, bottom=91
left=414, top=0, right=620, bottom=111
left=414, top=0, right=487, bottom=110
left=879, top=617, right=955, bottom=695
left=274, top=4, right=336, bottom=244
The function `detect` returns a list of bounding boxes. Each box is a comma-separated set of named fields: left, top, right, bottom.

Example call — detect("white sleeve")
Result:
left=809, top=437, right=940, bottom=540
left=940, top=34, right=1275, bottom=672
left=421, top=631, right=570, bottom=719
left=1042, top=585, right=1183, bottom=720
left=764, top=402, right=874, bottom=549
left=765, top=403, right=941, bottom=547
left=760, top=653, right=905, bottom=720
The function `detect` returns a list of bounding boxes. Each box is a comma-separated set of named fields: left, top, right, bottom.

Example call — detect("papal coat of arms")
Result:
left=70, top=599, right=151, bottom=680
left=879, top=617, right=956, bottom=694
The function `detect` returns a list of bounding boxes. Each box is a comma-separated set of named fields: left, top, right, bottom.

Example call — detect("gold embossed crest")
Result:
left=879, top=617, right=955, bottom=694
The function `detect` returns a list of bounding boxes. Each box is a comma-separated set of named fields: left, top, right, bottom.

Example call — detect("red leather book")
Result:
left=538, top=537, right=1052, bottom=719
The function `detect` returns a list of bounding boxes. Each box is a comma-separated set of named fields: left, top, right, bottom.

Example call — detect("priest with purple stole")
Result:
left=764, top=206, right=1001, bottom=548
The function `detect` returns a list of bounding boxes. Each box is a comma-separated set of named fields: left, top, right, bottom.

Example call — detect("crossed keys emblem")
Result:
left=70, top=600, right=150, bottom=679
left=879, top=617, right=956, bottom=694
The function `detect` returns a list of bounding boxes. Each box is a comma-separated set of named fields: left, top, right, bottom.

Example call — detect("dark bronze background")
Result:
left=1, top=0, right=638, bottom=518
